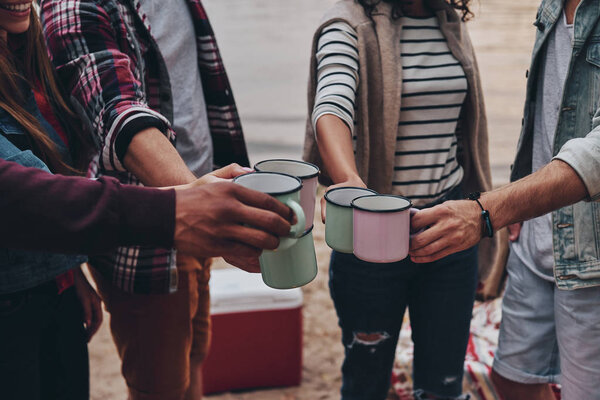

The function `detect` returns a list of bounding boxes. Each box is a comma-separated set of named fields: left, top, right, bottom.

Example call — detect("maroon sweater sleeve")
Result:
left=0, top=159, right=175, bottom=254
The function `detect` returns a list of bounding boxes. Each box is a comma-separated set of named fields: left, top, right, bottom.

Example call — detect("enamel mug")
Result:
left=233, top=172, right=313, bottom=289
left=258, top=226, right=318, bottom=289
left=324, top=187, right=377, bottom=253
left=351, top=194, right=413, bottom=263
left=254, top=159, right=319, bottom=233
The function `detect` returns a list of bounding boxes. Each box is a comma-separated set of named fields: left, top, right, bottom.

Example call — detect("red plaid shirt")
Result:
left=42, top=0, right=249, bottom=294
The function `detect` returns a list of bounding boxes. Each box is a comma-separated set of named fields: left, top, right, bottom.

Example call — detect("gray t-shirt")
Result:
left=142, top=0, right=213, bottom=177
left=512, top=11, right=573, bottom=281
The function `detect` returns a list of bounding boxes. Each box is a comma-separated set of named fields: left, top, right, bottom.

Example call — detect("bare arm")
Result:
left=316, top=115, right=363, bottom=185
left=123, top=127, right=196, bottom=186
left=485, top=159, right=586, bottom=228
left=316, top=115, right=366, bottom=222
left=409, top=159, right=587, bottom=263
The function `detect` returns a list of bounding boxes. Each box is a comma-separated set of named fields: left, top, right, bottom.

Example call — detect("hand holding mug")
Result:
left=194, top=163, right=254, bottom=186
left=173, top=181, right=295, bottom=273
left=321, top=178, right=367, bottom=223
left=409, top=199, right=484, bottom=263
left=233, top=172, right=317, bottom=289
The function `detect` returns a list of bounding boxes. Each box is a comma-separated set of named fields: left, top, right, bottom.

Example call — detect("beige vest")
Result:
left=303, top=0, right=507, bottom=285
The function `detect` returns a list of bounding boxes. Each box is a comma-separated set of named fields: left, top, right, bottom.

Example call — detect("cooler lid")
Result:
left=209, top=268, right=303, bottom=315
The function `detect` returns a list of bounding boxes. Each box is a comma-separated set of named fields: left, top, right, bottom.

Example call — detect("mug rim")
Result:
left=351, top=194, right=412, bottom=213
left=233, top=171, right=303, bottom=196
left=254, top=159, right=320, bottom=179
left=324, top=186, right=378, bottom=208
left=300, top=225, right=314, bottom=238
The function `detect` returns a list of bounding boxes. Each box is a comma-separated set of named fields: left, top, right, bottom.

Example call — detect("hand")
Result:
left=409, top=199, right=483, bottom=263
left=194, top=163, right=254, bottom=186
left=73, top=267, right=103, bottom=342
left=173, top=181, right=294, bottom=269
left=507, top=222, right=522, bottom=241
left=222, top=255, right=261, bottom=273
left=321, top=178, right=366, bottom=223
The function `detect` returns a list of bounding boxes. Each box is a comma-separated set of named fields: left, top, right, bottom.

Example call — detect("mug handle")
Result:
left=277, top=200, right=306, bottom=251
left=287, top=199, right=306, bottom=238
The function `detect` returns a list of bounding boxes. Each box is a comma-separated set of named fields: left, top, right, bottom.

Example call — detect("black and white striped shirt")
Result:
left=312, top=17, right=466, bottom=206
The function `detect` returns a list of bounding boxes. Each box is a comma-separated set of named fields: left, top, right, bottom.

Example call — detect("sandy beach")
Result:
left=88, top=1, right=540, bottom=399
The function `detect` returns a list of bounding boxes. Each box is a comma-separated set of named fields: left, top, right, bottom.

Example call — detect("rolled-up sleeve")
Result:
left=41, top=0, right=174, bottom=172
left=554, top=125, right=600, bottom=201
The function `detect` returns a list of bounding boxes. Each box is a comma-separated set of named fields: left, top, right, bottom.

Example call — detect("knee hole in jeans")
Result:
left=347, top=331, right=391, bottom=352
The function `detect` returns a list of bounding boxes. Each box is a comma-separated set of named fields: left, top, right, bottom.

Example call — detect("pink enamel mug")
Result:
left=351, top=195, right=414, bottom=263
left=254, top=159, right=319, bottom=232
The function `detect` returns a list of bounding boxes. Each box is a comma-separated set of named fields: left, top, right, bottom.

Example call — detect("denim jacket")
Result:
left=0, top=89, right=87, bottom=294
left=511, top=0, right=600, bottom=290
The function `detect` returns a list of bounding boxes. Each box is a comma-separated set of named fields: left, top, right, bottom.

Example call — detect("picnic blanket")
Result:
left=391, top=299, right=561, bottom=400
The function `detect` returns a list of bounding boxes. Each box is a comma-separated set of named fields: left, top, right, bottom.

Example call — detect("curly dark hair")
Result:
left=357, top=0, right=473, bottom=22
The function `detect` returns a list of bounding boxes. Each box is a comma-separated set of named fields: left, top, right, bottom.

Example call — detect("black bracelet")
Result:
left=468, top=192, right=494, bottom=238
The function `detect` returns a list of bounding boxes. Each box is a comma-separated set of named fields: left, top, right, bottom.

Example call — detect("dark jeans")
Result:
left=0, top=283, right=89, bottom=400
left=329, top=246, right=478, bottom=400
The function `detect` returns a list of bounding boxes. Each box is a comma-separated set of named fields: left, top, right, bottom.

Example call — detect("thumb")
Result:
left=410, top=207, right=437, bottom=232
left=507, top=223, right=522, bottom=241
left=81, top=297, right=92, bottom=331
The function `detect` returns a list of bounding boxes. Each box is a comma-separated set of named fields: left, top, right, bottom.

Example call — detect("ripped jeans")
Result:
left=329, top=246, right=477, bottom=400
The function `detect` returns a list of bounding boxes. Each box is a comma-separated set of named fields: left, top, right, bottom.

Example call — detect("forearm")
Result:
left=42, top=0, right=182, bottom=179
left=315, top=115, right=362, bottom=184
left=484, top=159, right=588, bottom=230
left=123, top=127, right=196, bottom=186
left=0, top=159, right=175, bottom=253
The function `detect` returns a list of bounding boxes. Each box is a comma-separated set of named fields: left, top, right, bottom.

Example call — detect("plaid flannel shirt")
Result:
left=41, top=0, right=249, bottom=294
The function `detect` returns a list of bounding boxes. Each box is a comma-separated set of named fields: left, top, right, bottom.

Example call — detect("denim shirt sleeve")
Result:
left=0, top=106, right=88, bottom=294
left=553, top=123, right=600, bottom=202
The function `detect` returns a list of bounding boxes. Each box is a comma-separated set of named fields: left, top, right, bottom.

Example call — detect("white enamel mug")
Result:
left=232, top=172, right=306, bottom=251
left=254, top=159, right=319, bottom=233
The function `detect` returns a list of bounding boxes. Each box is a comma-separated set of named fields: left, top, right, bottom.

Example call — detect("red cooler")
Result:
left=202, top=268, right=303, bottom=395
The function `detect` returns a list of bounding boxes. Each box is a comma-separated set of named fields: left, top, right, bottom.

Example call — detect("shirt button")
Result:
left=534, top=21, right=546, bottom=32
left=224, top=89, right=230, bottom=96
left=525, top=69, right=529, bottom=78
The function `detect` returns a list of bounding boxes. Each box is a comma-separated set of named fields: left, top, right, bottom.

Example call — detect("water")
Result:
left=203, top=0, right=540, bottom=184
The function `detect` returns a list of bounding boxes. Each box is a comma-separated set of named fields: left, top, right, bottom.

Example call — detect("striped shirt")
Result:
left=312, top=17, right=466, bottom=206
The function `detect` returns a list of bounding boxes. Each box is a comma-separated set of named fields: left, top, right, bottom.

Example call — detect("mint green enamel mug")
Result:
left=233, top=172, right=315, bottom=289
left=324, top=187, right=377, bottom=253
left=259, top=226, right=318, bottom=289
